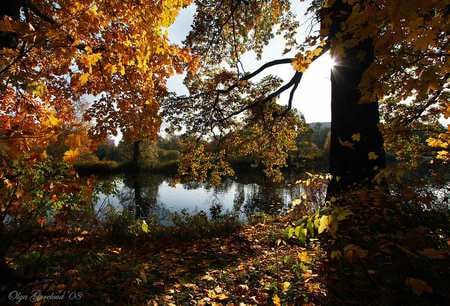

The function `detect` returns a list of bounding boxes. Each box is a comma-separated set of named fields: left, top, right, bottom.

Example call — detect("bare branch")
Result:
left=217, top=58, right=294, bottom=94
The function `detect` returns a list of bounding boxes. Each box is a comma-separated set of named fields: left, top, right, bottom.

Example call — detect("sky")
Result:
left=167, top=1, right=333, bottom=124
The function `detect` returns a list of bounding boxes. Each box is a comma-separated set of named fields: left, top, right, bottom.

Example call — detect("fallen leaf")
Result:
left=298, top=251, right=311, bottom=263
left=201, top=274, right=215, bottom=281
left=282, top=281, right=291, bottom=293
left=272, top=294, right=281, bottom=306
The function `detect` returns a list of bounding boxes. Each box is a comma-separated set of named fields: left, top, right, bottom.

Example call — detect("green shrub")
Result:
left=158, top=149, right=180, bottom=162
left=103, top=209, right=153, bottom=243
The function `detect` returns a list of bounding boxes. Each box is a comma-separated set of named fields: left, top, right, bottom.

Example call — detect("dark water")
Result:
left=93, top=172, right=311, bottom=224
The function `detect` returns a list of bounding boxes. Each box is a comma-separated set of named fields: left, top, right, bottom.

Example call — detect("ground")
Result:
left=2, top=188, right=450, bottom=305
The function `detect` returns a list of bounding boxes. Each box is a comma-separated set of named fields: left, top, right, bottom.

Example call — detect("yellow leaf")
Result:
left=272, top=294, right=281, bottom=306
left=216, top=293, right=228, bottom=300
left=201, top=274, right=215, bottom=281
left=87, top=53, right=102, bottom=67
left=282, top=281, right=290, bottom=293
left=40, top=150, right=48, bottom=159
left=110, top=64, right=117, bottom=75
left=318, top=215, right=329, bottom=234
left=351, top=133, right=361, bottom=142
left=79, top=73, right=90, bottom=86
left=334, top=207, right=352, bottom=221
left=298, top=251, right=311, bottom=263
left=368, top=152, right=379, bottom=160
left=405, top=277, right=433, bottom=295
left=208, top=289, right=228, bottom=301
left=63, top=149, right=80, bottom=164
left=141, top=220, right=149, bottom=233
left=292, top=198, right=302, bottom=206
left=28, top=82, right=47, bottom=97
left=88, top=4, right=98, bottom=16
left=43, top=112, right=61, bottom=128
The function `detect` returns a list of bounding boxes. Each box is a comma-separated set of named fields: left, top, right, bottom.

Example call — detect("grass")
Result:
left=103, top=209, right=242, bottom=244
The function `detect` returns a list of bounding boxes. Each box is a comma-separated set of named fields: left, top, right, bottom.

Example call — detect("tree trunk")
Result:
left=132, top=176, right=145, bottom=218
left=326, top=1, right=386, bottom=195
left=132, top=140, right=141, bottom=167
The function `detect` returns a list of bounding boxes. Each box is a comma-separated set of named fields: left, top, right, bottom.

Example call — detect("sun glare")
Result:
left=325, top=54, right=337, bottom=69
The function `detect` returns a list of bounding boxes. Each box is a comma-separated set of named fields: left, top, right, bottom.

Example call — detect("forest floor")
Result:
left=3, top=190, right=450, bottom=306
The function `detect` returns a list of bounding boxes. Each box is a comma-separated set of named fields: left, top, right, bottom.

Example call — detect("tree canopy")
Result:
left=1, top=0, right=449, bottom=202
left=0, top=0, right=194, bottom=166
left=163, top=0, right=448, bottom=184
left=1, top=1, right=450, bottom=304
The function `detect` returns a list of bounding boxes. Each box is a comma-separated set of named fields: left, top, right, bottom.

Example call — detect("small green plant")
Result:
left=284, top=206, right=352, bottom=244
left=103, top=210, right=152, bottom=242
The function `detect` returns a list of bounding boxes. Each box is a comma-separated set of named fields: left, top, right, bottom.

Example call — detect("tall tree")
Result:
left=1, top=0, right=194, bottom=166
left=164, top=0, right=449, bottom=190
left=325, top=0, right=386, bottom=193
left=0, top=0, right=193, bottom=282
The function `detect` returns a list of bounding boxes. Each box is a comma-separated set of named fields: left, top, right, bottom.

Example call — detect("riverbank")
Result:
left=3, top=186, right=449, bottom=305
left=2, top=214, right=327, bottom=305
left=74, top=159, right=179, bottom=175
left=74, top=158, right=328, bottom=178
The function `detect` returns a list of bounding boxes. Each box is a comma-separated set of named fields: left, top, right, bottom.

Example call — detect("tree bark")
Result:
left=132, top=140, right=141, bottom=167
left=326, top=1, right=386, bottom=195
left=132, top=176, right=145, bottom=218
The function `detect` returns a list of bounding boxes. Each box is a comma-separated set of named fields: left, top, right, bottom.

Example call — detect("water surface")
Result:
left=94, top=172, right=308, bottom=224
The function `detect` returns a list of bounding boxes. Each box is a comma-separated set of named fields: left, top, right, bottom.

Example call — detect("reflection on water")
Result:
left=94, top=172, right=306, bottom=224
left=93, top=170, right=450, bottom=226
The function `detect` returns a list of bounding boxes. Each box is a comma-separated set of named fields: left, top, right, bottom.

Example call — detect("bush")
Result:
left=158, top=149, right=180, bottom=162
left=75, top=160, right=120, bottom=173
left=167, top=209, right=241, bottom=240
left=101, top=208, right=241, bottom=244
left=103, top=209, right=154, bottom=243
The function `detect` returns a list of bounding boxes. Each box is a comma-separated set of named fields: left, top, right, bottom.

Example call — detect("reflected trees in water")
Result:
left=94, top=172, right=309, bottom=223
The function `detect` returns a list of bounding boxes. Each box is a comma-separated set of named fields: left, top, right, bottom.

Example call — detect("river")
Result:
left=92, top=172, right=316, bottom=224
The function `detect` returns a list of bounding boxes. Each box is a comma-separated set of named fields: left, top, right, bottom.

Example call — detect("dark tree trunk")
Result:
left=132, top=140, right=141, bottom=166
left=132, top=176, right=144, bottom=218
left=326, top=1, right=386, bottom=195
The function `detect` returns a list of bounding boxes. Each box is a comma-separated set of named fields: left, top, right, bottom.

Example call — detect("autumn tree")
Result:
left=0, top=0, right=193, bottom=279
left=0, top=0, right=195, bottom=208
left=164, top=0, right=449, bottom=193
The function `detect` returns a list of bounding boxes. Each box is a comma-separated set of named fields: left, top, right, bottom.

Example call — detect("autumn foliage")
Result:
left=0, top=0, right=449, bottom=304
left=1, top=0, right=195, bottom=225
